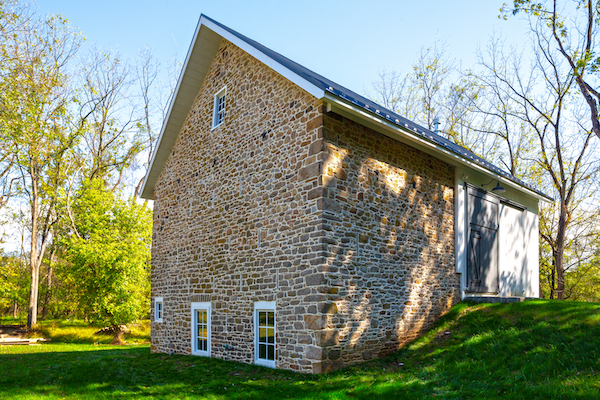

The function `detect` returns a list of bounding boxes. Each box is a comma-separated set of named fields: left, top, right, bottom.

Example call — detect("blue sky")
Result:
left=3, top=1, right=534, bottom=250
left=36, top=0, right=531, bottom=96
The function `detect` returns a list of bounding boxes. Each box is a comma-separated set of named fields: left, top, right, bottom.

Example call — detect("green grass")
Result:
left=0, top=317, right=151, bottom=345
left=30, top=319, right=151, bottom=344
left=1, top=300, right=600, bottom=399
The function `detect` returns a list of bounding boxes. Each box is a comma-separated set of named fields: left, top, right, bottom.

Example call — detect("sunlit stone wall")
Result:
left=314, top=112, right=460, bottom=372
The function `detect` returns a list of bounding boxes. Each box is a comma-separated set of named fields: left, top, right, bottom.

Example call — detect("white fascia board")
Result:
left=199, top=17, right=325, bottom=100
left=323, top=93, right=551, bottom=203
left=140, top=16, right=214, bottom=200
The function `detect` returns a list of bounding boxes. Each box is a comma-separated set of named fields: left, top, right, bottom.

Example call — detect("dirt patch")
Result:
left=0, top=325, right=27, bottom=337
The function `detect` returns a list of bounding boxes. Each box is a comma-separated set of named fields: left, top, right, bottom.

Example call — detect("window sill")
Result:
left=211, top=122, right=224, bottom=131
left=255, top=359, right=276, bottom=368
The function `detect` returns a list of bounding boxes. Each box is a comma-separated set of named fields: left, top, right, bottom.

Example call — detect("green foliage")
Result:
left=0, top=1, right=164, bottom=324
left=0, top=253, right=27, bottom=314
left=63, top=179, right=151, bottom=328
left=2, top=301, right=600, bottom=399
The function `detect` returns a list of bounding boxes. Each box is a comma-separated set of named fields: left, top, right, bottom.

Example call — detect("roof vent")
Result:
left=433, top=117, right=440, bottom=134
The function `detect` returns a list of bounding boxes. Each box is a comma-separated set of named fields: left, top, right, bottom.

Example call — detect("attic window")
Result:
left=212, top=86, right=226, bottom=129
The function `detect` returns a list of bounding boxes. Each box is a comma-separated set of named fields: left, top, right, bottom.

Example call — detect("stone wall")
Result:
left=150, top=39, right=325, bottom=373
left=313, top=112, right=460, bottom=372
left=150, top=37, right=460, bottom=374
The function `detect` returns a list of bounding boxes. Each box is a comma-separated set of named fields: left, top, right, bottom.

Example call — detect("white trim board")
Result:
left=253, top=301, right=276, bottom=368
left=191, top=302, right=211, bottom=357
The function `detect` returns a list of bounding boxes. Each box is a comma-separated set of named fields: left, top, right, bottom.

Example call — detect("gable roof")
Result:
left=140, top=14, right=552, bottom=202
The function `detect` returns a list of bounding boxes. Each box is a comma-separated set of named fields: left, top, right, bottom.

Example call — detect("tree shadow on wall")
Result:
left=316, top=112, right=459, bottom=369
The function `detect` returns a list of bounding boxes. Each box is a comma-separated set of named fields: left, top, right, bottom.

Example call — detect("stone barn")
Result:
left=140, top=15, right=551, bottom=373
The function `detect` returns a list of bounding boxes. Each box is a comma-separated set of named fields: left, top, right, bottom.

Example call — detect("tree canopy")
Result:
left=63, top=179, right=151, bottom=342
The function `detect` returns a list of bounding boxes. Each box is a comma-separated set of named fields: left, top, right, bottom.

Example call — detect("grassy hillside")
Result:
left=1, top=300, right=599, bottom=399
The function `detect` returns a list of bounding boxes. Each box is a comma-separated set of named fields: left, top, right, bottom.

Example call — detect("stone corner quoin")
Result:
left=149, top=38, right=460, bottom=374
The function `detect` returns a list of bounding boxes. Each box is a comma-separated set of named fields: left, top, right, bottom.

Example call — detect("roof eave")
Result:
left=140, top=15, right=208, bottom=200
left=323, top=92, right=554, bottom=203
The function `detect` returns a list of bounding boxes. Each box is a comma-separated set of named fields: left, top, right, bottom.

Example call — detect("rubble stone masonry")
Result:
left=150, top=38, right=460, bottom=374
left=317, top=113, right=460, bottom=372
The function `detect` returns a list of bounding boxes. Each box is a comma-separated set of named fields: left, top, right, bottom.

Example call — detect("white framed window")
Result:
left=154, top=297, right=163, bottom=323
left=212, top=86, right=226, bottom=129
left=191, top=302, right=211, bottom=357
left=254, top=301, right=276, bottom=368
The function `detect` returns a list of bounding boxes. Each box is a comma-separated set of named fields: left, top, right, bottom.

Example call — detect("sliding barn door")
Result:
left=467, top=187, right=499, bottom=293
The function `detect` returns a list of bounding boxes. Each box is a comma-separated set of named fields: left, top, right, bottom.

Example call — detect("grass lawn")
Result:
left=0, top=318, right=150, bottom=345
left=1, top=300, right=600, bottom=399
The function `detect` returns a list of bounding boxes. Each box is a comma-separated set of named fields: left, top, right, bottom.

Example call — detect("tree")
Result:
left=77, top=49, right=144, bottom=187
left=63, top=179, right=151, bottom=343
left=0, top=1, right=169, bottom=323
left=369, top=42, right=503, bottom=162
left=458, top=38, right=537, bottom=177
left=370, top=41, right=453, bottom=130
left=133, top=47, right=168, bottom=197
left=0, top=9, right=83, bottom=328
left=503, top=0, right=600, bottom=140
left=466, top=25, right=599, bottom=299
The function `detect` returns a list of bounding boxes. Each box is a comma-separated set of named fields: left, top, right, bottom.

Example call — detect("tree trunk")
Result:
left=26, top=166, right=52, bottom=329
left=555, top=203, right=568, bottom=300
left=550, top=252, right=556, bottom=300
left=27, top=171, right=41, bottom=329
left=41, top=249, right=56, bottom=320
left=27, top=253, right=40, bottom=329
left=111, top=325, right=126, bottom=345
left=12, top=299, right=18, bottom=318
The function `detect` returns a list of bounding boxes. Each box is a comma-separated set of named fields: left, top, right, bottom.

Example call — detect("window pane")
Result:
left=259, top=343, right=266, bottom=359
left=267, top=311, right=274, bottom=327
left=193, top=307, right=210, bottom=354
left=267, top=328, right=275, bottom=344
left=259, top=327, right=267, bottom=343
left=267, top=344, right=275, bottom=361
left=259, top=311, right=267, bottom=326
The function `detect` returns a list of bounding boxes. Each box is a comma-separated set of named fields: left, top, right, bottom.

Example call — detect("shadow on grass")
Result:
left=1, top=300, right=600, bottom=399
left=0, top=347, right=350, bottom=399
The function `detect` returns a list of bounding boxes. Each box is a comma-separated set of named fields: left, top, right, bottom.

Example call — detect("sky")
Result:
left=1, top=1, right=533, bottom=251
left=35, top=0, right=532, bottom=97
